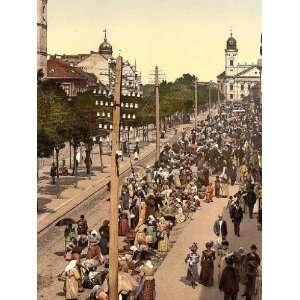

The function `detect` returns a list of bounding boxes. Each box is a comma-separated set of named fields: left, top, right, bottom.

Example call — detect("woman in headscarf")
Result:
left=63, top=260, right=81, bottom=300
left=199, top=242, right=216, bottom=287
left=157, top=217, right=169, bottom=252
left=86, top=230, right=103, bottom=263
left=145, top=215, right=157, bottom=248
left=138, top=261, right=156, bottom=300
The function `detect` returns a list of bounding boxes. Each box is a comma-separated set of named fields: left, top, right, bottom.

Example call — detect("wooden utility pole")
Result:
left=217, top=84, right=220, bottom=112
left=155, top=65, right=160, bottom=163
left=209, top=80, right=212, bottom=119
left=194, top=78, right=198, bottom=129
left=109, top=55, right=122, bottom=300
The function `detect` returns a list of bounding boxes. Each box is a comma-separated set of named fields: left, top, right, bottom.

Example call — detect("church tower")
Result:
left=37, top=0, right=47, bottom=77
left=225, top=32, right=238, bottom=77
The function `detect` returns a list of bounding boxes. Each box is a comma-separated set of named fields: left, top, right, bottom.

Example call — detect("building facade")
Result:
left=53, top=31, right=142, bottom=96
left=37, top=0, right=47, bottom=76
left=217, top=34, right=260, bottom=102
left=47, top=58, right=99, bottom=97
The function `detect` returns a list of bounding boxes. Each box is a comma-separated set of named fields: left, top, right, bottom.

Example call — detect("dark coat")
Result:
left=231, top=206, right=243, bottom=223
left=213, top=220, right=228, bottom=236
left=246, top=191, right=257, bottom=206
left=219, top=265, right=239, bottom=293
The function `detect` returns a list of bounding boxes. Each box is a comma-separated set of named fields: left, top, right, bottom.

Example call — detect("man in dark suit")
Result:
left=231, top=201, right=243, bottom=237
left=246, top=189, right=257, bottom=219
left=213, top=215, right=228, bottom=241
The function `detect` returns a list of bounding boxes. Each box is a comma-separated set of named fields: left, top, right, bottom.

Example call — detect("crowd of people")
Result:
left=58, top=99, right=262, bottom=300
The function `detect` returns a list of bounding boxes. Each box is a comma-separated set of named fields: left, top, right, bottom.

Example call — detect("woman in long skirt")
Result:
left=199, top=242, right=216, bottom=287
left=185, top=243, right=200, bottom=288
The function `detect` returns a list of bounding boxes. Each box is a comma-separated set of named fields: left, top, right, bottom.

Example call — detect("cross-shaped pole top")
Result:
left=103, top=28, right=107, bottom=41
left=230, top=27, right=233, bottom=37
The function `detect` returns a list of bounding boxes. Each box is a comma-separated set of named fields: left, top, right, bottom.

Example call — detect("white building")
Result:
left=37, top=0, right=47, bottom=76
left=217, top=33, right=261, bottom=101
left=55, top=31, right=142, bottom=96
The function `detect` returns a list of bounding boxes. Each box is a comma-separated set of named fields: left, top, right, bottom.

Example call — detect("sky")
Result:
left=47, top=0, right=261, bottom=83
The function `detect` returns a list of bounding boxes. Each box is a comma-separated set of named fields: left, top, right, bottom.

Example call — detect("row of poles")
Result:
left=194, top=79, right=221, bottom=128
left=109, top=57, right=161, bottom=300
left=109, top=59, right=220, bottom=299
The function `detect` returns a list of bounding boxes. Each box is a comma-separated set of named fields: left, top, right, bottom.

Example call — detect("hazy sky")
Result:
left=47, top=0, right=261, bottom=83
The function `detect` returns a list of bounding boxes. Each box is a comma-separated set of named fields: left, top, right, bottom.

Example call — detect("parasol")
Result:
left=55, top=218, right=76, bottom=227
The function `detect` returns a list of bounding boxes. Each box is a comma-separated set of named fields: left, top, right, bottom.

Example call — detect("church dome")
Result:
left=226, top=34, right=237, bottom=50
left=99, top=31, right=112, bottom=56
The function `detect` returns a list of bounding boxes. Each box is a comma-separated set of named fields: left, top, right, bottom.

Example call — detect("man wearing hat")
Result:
left=242, top=245, right=261, bottom=300
left=219, top=256, right=239, bottom=300
left=230, top=201, right=243, bottom=237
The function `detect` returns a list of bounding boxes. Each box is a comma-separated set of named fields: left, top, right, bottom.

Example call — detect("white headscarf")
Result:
left=65, top=260, right=77, bottom=272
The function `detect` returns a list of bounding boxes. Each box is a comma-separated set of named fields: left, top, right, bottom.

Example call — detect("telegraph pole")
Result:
left=217, top=84, right=221, bottom=112
left=209, top=80, right=212, bottom=119
left=109, top=55, right=122, bottom=300
left=155, top=65, right=160, bottom=163
left=194, top=78, right=198, bottom=129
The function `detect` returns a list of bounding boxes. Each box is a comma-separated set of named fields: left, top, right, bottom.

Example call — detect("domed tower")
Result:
left=99, top=29, right=113, bottom=59
left=37, top=0, right=47, bottom=77
left=225, top=32, right=238, bottom=77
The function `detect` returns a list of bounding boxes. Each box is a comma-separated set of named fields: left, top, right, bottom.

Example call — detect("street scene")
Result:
left=37, top=1, right=262, bottom=300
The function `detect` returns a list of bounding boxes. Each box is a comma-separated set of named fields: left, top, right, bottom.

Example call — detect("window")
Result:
left=230, top=94, right=233, bottom=99
left=241, top=84, right=244, bottom=90
left=248, top=84, right=251, bottom=89
left=230, top=84, right=233, bottom=91
left=241, top=94, right=244, bottom=98
left=230, top=60, right=233, bottom=66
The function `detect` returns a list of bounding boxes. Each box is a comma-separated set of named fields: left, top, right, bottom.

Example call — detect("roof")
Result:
left=217, top=71, right=225, bottom=79
left=47, top=58, right=87, bottom=80
left=235, top=65, right=256, bottom=77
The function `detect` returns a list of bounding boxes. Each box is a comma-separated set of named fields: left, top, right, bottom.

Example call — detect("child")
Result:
left=185, top=243, right=200, bottom=288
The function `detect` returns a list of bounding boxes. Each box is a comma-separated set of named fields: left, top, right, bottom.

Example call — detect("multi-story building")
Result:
left=53, top=31, right=142, bottom=96
left=217, top=33, right=261, bottom=102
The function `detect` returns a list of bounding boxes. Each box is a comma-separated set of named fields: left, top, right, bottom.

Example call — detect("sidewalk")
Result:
left=37, top=123, right=193, bottom=233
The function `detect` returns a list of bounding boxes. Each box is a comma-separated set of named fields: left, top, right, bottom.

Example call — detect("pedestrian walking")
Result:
left=50, top=162, right=56, bottom=184
left=185, top=243, right=200, bottom=288
left=230, top=201, right=243, bottom=237
left=217, top=240, right=230, bottom=283
left=199, top=241, right=216, bottom=287
left=245, top=189, right=257, bottom=219
left=219, top=256, right=239, bottom=300
left=242, top=245, right=261, bottom=300
left=213, top=215, right=228, bottom=244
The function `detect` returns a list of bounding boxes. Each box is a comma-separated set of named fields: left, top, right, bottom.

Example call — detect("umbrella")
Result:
left=55, top=218, right=76, bottom=227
